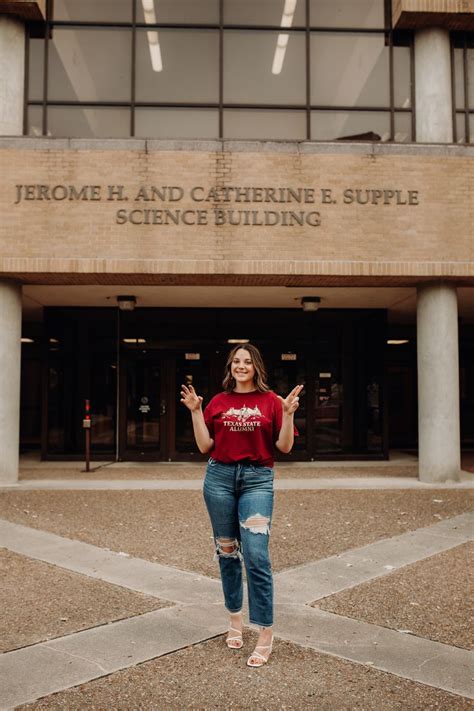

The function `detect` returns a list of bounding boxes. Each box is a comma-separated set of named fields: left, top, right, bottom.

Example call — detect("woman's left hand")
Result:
left=278, top=385, right=304, bottom=415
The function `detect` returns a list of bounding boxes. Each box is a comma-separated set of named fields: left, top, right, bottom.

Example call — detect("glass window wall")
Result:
left=224, top=109, right=306, bottom=139
left=311, top=110, right=390, bottom=141
left=310, top=33, right=389, bottom=107
left=135, top=108, right=219, bottom=138
left=309, top=0, right=385, bottom=29
left=136, top=0, right=219, bottom=25
left=224, top=31, right=306, bottom=105
left=48, top=29, right=132, bottom=102
left=224, top=0, right=306, bottom=27
left=27, top=106, right=43, bottom=136
left=136, top=29, right=219, bottom=102
left=53, top=0, right=133, bottom=22
left=452, top=35, right=474, bottom=143
left=25, top=0, right=413, bottom=142
left=28, top=38, right=44, bottom=102
left=48, top=106, right=131, bottom=137
left=393, top=46, right=411, bottom=109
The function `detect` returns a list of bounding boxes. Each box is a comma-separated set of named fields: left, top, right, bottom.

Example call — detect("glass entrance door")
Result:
left=120, top=355, right=164, bottom=460
left=267, top=351, right=308, bottom=458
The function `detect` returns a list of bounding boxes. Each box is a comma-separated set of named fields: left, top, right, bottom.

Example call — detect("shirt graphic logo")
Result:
left=221, top=404, right=263, bottom=432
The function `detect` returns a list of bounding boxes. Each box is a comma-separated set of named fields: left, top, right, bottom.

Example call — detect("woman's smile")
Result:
left=231, top=349, right=256, bottom=390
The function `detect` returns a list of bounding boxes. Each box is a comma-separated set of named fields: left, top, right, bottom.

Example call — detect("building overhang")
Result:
left=2, top=268, right=474, bottom=288
left=0, top=0, right=45, bottom=21
left=0, top=0, right=46, bottom=37
left=392, top=0, right=474, bottom=30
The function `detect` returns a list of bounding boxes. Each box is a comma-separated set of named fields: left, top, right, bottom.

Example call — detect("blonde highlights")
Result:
left=222, top=344, right=270, bottom=393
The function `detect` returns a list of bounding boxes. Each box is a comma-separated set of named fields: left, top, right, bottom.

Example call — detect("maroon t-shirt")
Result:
left=204, top=390, right=295, bottom=467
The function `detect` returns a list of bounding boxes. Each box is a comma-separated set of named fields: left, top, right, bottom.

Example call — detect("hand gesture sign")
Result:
left=278, top=385, right=304, bottom=416
left=180, top=383, right=203, bottom=412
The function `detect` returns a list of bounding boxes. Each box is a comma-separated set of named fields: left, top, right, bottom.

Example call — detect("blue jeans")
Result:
left=203, top=457, right=274, bottom=627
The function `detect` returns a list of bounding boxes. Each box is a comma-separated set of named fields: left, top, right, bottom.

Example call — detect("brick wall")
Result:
left=0, top=140, right=472, bottom=284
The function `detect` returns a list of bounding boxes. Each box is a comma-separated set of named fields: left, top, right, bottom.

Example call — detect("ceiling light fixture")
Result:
left=387, top=339, right=409, bottom=345
left=117, top=295, right=137, bottom=311
left=141, top=0, right=163, bottom=72
left=301, top=296, right=321, bottom=312
left=227, top=339, right=250, bottom=344
left=272, top=0, right=297, bottom=75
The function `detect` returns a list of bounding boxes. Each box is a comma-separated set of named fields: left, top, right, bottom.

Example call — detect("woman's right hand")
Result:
left=180, top=384, right=203, bottom=412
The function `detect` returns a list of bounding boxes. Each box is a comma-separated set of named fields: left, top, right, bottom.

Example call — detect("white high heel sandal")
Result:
left=226, top=625, right=243, bottom=649
left=247, top=636, right=273, bottom=667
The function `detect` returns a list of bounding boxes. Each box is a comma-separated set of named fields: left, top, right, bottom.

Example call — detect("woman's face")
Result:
left=231, top=348, right=256, bottom=388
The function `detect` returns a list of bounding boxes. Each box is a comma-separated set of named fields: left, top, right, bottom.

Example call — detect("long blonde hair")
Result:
left=222, top=344, right=270, bottom=393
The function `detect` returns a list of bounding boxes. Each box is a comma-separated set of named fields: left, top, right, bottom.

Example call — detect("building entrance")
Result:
left=120, top=354, right=164, bottom=460
left=120, top=349, right=214, bottom=461
left=36, top=306, right=389, bottom=462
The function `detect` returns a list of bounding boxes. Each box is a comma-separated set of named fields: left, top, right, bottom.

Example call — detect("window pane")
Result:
left=311, top=110, right=390, bottom=140
left=455, top=112, right=467, bottom=143
left=175, top=355, right=211, bottom=454
left=224, top=109, right=306, bottom=138
left=90, top=360, right=117, bottom=452
left=27, top=106, right=43, bottom=136
left=135, top=108, right=219, bottom=138
left=136, top=0, right=218, bottom=24
left=224, top=31, right=306, bottom=104
left=224, top=0, right=306, bottom=26
left=394, top=111, right=412, bottom=142
left=48, top=29, right=131, bottom=102
left=48, top=107, right=130, bottom=137
left=454, top=48, right=465, bottom=110
left=28, top=38, right=44, bottom=101
left=311, top=33, right=389, bottom=107
left=393, top=46, right=411, bottom=109
left=136, top=30, right=218, bottom=102
left=468, top=49, right=474, bottom=109
left=53, top=0, right=132, bottom=22
left=47, top=361, right=65, bottom=452
left=310, top=0, right=385, bottom=28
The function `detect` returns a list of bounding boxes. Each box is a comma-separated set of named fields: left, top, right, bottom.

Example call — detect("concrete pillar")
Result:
left=0, top=14, right=25, bottom=135
left=0, top=280, right=22, bottom=485
left=417, top=283, right=460, bottom=483
left=414, top=27, right=453, bottom=143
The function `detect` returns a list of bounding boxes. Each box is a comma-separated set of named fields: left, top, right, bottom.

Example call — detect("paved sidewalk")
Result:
left=0, top=469, right=473, bottom=710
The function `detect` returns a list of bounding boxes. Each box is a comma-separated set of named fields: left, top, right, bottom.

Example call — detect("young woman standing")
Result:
left=180, top=344, right=302, bottom=667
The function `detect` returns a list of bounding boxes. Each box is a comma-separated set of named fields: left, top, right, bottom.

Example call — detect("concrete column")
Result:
left=0, top=14, right=25, bottom=135
left=417, top=283, right=460, bottom=483
left=414, top=27, right=453, bottom=143
left=0, top=280, right=22, bottom=485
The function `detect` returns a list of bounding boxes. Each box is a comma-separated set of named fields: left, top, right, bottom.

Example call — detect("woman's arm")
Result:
left=275, top=385, right=303, bottom=453
left=180, top=384, right=214, bottom=454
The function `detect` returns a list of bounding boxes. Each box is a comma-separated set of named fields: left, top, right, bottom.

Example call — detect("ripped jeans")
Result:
left=203, top=457, right=274, bottom=627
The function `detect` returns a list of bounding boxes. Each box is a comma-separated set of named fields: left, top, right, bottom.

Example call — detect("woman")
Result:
left=180, top=344, right=302, bottom=667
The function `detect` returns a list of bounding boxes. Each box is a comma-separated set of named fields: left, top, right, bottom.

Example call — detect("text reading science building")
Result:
left=0, top=0, right=473, bottom=484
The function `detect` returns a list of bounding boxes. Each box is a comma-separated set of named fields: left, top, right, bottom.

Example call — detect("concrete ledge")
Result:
left=1, top=136, right=473, bottom=158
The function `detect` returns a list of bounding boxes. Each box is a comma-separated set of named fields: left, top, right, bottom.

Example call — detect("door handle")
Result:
left=160, top=400, right=167, bottom=416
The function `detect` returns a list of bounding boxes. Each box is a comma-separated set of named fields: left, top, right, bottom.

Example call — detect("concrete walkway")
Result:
left=1, top=513, right=473, bottom=708
left=6, top=474, right=474, bottom=491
